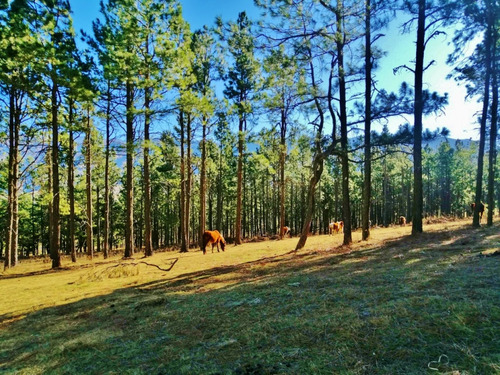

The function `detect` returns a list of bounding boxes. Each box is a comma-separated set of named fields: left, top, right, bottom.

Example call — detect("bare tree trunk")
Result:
left=216, top=142, right=223, bottom=231
left=11, top=91, right=20, bottom=267
left=336, top=0, right=352, bottom=246
left=186, top=114, right=192, bottom=249
left=47, top=148, right=52, bottom=257
left=85, top=109, right=93, bottom=260
left=412, top=0, right=425, bottom=235
left=4, top=87, right=15, bottom=269
left=68, top=99, right=76, bottom=262
left=295, top=155, right=323, bottom=250
left=279, top=106, right=287, bottom=239
left=362, top=0, right=372, bottom=241
left=199, top=117, right=207, bottom=245
left=473, top=14, right=492, bottom=228
left=50, top=78, right=61, bottom=268
left=179, top=111, right=188, bottom=253
left=235, top=116, right=244, bottom=245
left=144, top=81, right=153, bottom=256
left=487, top=16, right=498, bottom=226
left=96, top=186, right=101, bottom=254
left=103, top=80, right=111, bottom=259
left=125, top=79, right=135, bottom=257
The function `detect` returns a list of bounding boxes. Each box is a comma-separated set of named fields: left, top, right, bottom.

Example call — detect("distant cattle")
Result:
left=329, top=221, right=344, bottom=235
left=201, top=230, right=226, bottom=255
left=281, top=226, right=291, bottom=237
left=471, top=202, right=485, bottom=222
left=399, top=216, right=406, bottom=226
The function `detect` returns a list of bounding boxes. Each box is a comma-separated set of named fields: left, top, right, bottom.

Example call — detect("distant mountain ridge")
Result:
left=423, top=135, right=478, bottom=151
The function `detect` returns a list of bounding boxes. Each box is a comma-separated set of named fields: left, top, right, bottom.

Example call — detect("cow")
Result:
left=201, top=230, right=226, bottom=255
left=399, top=216, right=406, bottom=226
left=281, top=226, right=291, bottom=237
left=471, top=202, right=485, bottom=222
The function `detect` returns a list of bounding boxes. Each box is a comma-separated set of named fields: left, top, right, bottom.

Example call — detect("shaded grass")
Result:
left=0, top=220, right=499, bottom=374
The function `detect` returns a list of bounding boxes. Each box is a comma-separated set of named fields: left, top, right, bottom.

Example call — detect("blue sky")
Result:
left=71, top=0, right=259, bottom=34
left=69, top=0, right=483, bottom=141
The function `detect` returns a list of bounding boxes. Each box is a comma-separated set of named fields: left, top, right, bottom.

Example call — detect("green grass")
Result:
left=1, top=220, right=499, bottom=374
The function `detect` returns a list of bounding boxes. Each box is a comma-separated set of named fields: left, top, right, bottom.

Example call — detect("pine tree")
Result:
left=94, top=0, right=144, bottom=257
left=262, top=47, right=304, bottom=239
left=191, top=27, right=220, bottom=246
left=220, top=12, right=259, bottom=245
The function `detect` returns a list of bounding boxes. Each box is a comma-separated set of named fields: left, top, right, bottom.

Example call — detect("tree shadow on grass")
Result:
left=0, top=223, right=499, bottom=374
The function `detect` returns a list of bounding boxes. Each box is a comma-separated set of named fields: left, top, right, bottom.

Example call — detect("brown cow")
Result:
left=399, top=216, right=406, bottom=226
left=201, top=230, right=226, bottom=255
left=471, top=202, right=485, bottom=222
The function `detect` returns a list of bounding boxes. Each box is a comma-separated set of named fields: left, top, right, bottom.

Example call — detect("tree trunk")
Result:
left=96, top=186, right=101, bottom=254
left=4, top=86, right=16, bottom=269
left=473, top=15, right=492, bottom=227
left=103, top=80, right=111, bottom=259
left=85, top=109, right=93, bottom=260
left=50, top=78, right=61, bottom=268
left=179, top=111, right=188, bottom=253
left=68, top=99, right=76, bottom=263
left=337, top=0, right=352, bottom=246
left=186, top=113, right=192, bottom=249
left=216, top=140, right=223, bottom=231
left=487, top=14, right=498, bottom=226
left=295, top=155, right=323, bottom=250
left=199, top=117, right=207, bottom=246
left=125, top=79, right=135, bottom=257
left=279, top=107, right=287, bottom=239
left=412, top=0, right=425, bottom=235
left=47, top=149, right=53, bottom=257
left=362, top=0, right=372, bottom=241
left=235, top=116, right=244, bottom=245
left=144, top=82, right=153, bottom=256
left=11, top=91, right=20, bottom=266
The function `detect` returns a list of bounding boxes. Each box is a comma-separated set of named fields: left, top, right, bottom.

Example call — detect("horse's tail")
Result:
left=201, top=232, right=209, bottom=255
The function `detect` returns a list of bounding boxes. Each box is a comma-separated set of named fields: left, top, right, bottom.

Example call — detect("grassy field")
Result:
left=0, top=219, right=499, bottom=374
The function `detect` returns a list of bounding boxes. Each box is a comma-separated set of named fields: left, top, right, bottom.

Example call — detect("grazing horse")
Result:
left=399, top=216, right=406, bottom=226
left=281, top=226, right=291, bottom=237
left=471, top=202, right=485, bottom=222
left=201, top=230, right=226, bottom=255
left=328, top=222, right=336, bottom=235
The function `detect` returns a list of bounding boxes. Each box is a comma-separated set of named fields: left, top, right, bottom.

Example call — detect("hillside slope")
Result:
left=1, top=220, right=499, bottom=374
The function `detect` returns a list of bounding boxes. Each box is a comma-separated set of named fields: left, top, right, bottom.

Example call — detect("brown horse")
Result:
left=281, top=226, right=291, bottom=237
left=399, top=216, right=406, bottom=226
left=329, top=221, right=344, bottom=235
left=201, top=230, right=226, bottom=255
left=471, top=202, right=485, bottom=222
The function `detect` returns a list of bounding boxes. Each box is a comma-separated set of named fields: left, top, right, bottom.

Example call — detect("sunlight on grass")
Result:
left=0, top=218, right=476, bottom=320
left=405, top=258, right=423, bottom=265
left=341, top=257, right=370, bottom=265
left=481, top=248, right=500, bottom=255
left=1, top=219, right=499, bottom=374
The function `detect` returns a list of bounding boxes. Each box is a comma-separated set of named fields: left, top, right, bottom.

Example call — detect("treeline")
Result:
left=0, top=0, right=498, bottom=269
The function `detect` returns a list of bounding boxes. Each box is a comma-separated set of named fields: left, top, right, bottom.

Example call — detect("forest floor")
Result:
left=0, top=219, right=499, bottom=374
